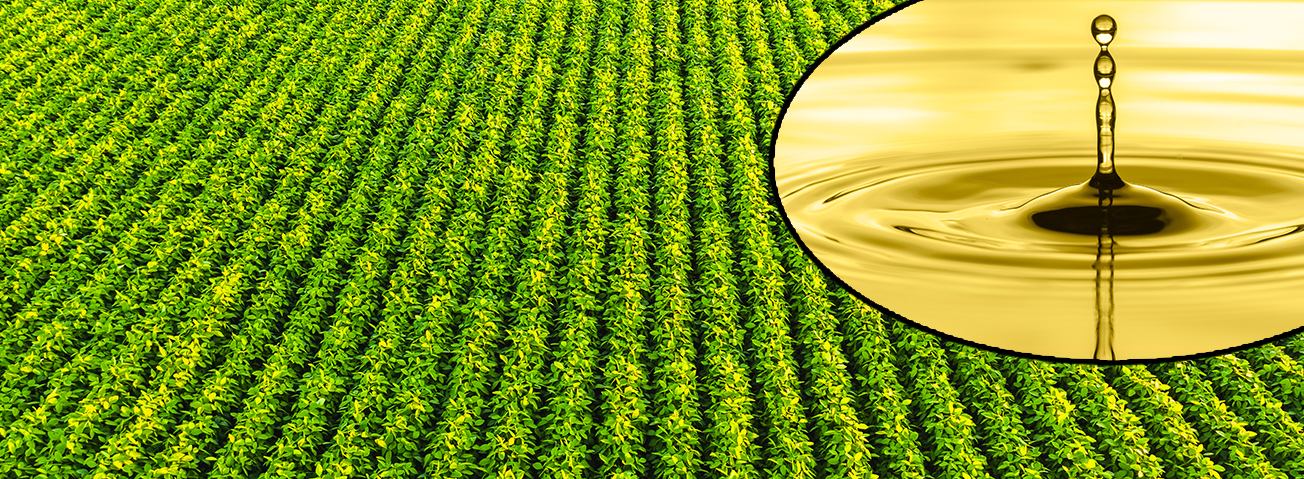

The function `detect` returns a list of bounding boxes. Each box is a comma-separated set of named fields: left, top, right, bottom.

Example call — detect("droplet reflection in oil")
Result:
left=772, top=0, right=1304, bottom=362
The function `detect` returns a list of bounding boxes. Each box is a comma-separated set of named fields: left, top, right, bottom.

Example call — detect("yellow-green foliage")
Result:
left=3, top=1, right=1304, bottom=478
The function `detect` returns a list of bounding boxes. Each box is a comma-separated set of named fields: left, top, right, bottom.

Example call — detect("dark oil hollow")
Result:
left=1032, top=203, right=1166, bottom=236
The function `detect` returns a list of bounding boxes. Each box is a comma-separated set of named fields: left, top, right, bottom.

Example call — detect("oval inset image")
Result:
left=771, top=0, right=1304, bottom=362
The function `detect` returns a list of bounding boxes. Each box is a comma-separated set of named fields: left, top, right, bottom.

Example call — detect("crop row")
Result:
left=6, top=0, right=1304, bottom=477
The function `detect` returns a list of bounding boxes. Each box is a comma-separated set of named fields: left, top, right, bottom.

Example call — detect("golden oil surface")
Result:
left=774, top=0, right=1304, bottom=361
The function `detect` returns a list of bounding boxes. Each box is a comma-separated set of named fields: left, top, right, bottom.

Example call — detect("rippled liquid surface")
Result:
left=774, top=0, right=1304, bottom=360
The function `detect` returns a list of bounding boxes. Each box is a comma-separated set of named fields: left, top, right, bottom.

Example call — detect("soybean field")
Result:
left=2, top=0, right=1304, bottom=477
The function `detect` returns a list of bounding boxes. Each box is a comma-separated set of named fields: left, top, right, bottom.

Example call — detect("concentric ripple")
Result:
left=781, top=140, right=1304, bottom=359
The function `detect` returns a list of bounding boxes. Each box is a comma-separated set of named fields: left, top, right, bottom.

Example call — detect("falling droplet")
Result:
left=1093, top=14, right=1116, bottom=46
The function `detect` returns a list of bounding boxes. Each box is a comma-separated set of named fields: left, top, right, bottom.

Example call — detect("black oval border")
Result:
left=764, top=0, right=1304, bottom=365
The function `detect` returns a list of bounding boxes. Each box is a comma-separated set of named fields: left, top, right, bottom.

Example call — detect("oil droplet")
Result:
left=1093, top=14, right=1116, bottom=45
left=1095, top=52, right=1114, bottom=87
